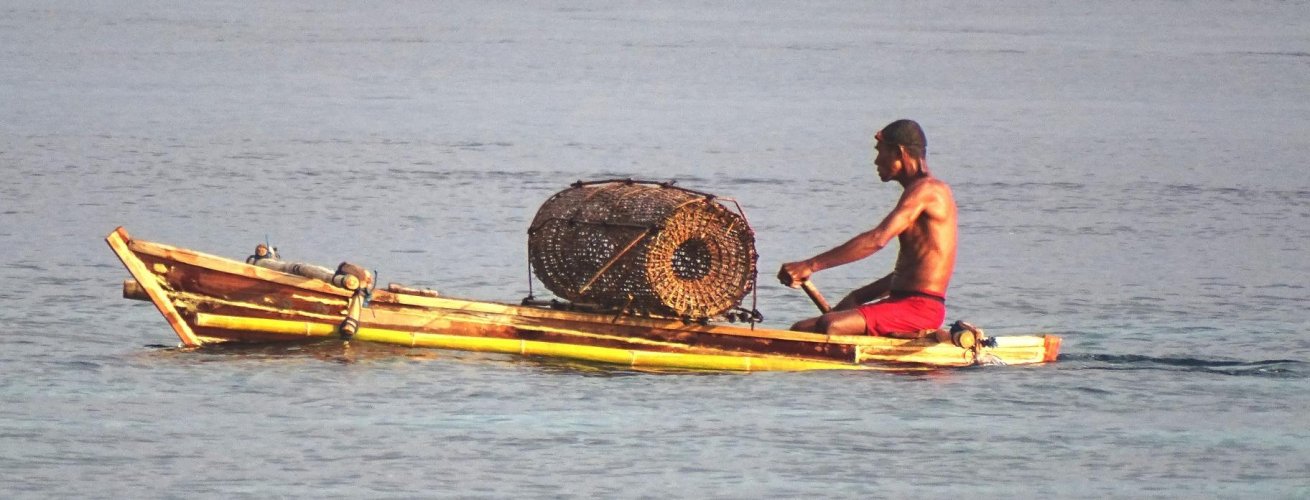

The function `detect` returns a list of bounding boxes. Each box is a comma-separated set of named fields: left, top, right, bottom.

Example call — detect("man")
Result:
left=777, top=119, right=957, bottom=337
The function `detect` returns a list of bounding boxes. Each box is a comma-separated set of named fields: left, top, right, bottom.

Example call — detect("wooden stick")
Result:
left=801, top=281, right=831, bottom=313
left=577, top=227, right=652, bottom=296
left=123, top=279, right=148, bottom=301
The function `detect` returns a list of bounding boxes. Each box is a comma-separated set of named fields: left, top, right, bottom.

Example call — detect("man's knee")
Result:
left=814, top=311, right=867, bottom=335
left=790, top=317, right=819, bottom=332
left=815, top=315, right=853, bottom=335
left=814, top=315, right=836, bottom=334
left=793, top=313, right=864, bottom=334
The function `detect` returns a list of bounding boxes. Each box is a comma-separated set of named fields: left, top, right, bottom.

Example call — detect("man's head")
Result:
left=874, top=119, right=928, bottom=182
left=875, top=119, right=926, bottom=159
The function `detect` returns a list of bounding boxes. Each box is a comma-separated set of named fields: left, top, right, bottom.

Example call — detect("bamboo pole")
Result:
left=192, top=313, right=873, bottom=372
left=194, top=313, right=336, bottom=338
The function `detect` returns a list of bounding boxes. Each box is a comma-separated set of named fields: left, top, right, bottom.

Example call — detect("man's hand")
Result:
left=777, top=261, right=813, bottom=288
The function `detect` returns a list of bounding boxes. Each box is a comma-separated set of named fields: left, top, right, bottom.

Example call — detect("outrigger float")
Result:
left=107, top=226, right=1060, bottom=371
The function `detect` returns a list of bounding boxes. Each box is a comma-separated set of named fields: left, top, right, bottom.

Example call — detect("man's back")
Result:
left=891, top=176, right=957, bottom=297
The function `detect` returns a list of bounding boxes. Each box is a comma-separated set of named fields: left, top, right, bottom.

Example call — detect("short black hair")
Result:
left=877, top=119, right=927, bottom=159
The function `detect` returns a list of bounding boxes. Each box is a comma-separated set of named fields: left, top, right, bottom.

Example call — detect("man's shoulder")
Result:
left=924, top=174, right=951, bottom=188
left=906, top=175, right=953, bottom=196
left=901, top=176, right=956, bottom=217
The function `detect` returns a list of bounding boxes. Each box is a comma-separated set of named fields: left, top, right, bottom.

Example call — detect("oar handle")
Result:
left=800, top=281, right=831, bottom=313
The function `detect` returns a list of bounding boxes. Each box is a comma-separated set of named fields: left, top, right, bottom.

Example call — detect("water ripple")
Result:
left=1060, top=353, right=1307, bottom=379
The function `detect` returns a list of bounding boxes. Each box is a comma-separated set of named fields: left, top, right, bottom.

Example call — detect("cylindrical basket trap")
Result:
left=528, top=180, right=757, bottom=319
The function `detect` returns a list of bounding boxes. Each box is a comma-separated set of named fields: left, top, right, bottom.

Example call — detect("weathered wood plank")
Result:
left=127, top=237, right=353, bottom=297
left=106, top=227, right=202, bottom=347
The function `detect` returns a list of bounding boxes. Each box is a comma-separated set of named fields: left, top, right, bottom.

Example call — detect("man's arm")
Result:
left=833, top=272, right=894, bottom=311
left=777, top=183, right=934, bottom=286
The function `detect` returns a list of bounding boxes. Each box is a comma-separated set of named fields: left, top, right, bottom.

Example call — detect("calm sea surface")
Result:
left=2, top=1, right=1308, bottom=498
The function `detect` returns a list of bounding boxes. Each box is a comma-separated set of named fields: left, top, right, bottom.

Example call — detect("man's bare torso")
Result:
left=890, top=177, right=957, bottom=297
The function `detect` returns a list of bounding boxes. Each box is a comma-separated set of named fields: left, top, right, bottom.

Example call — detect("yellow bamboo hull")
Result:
left=194, top=313, right=874, bottom=371
left=107, top=227, right=1061, bottom=371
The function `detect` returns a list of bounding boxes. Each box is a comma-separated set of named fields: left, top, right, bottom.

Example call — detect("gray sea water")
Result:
left=2, top=1, right=1308, bottom=498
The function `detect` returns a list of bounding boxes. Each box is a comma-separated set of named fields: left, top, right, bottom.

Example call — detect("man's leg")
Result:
left=790, top=309, right=868, bottom=335
left=789, top=316, right=822, bottom=332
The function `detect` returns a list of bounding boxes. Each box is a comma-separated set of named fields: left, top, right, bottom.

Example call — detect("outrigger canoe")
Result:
left=107, top=227, right=1060, bottom=371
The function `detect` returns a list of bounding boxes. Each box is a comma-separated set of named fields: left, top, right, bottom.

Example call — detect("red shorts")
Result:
left=856, top=292, right=946, bottom=336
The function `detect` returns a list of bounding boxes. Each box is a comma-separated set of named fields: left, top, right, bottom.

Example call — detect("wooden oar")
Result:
left=800, top=280, right=831, bottom=314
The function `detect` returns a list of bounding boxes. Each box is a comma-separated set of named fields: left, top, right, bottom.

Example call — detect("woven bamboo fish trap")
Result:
left=528, top=179, right=758, bottom=319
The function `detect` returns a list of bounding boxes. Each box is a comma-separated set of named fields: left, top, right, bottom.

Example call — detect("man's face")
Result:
left=873, top=142, right=899, bottom=182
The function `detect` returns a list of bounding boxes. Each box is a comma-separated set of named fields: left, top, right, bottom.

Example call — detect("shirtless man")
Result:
left=777, top=119, right=957, bottom=337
